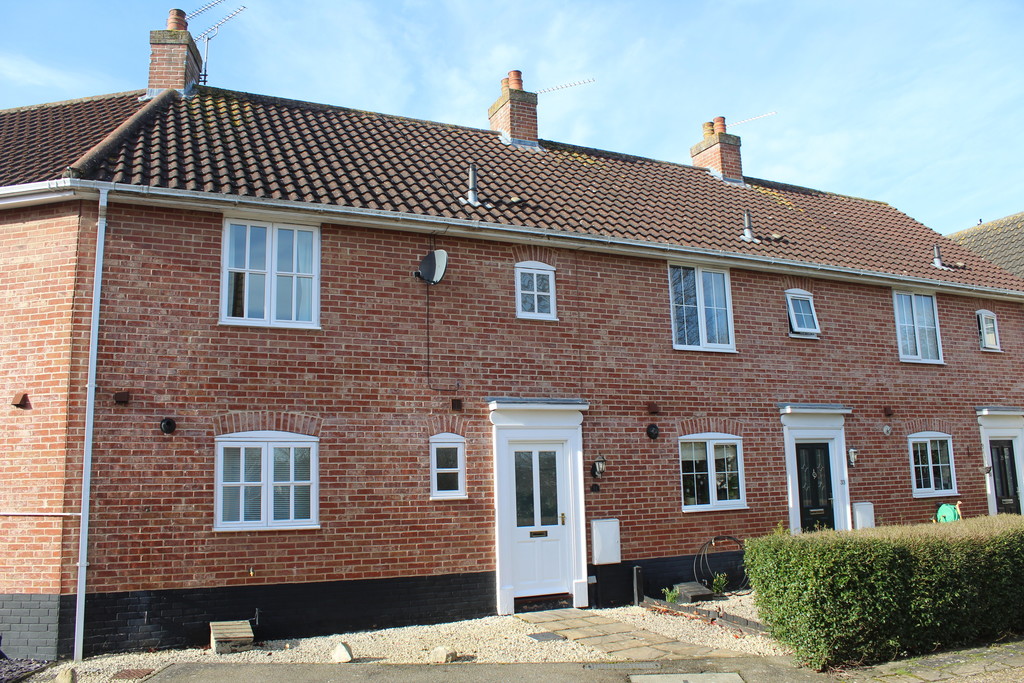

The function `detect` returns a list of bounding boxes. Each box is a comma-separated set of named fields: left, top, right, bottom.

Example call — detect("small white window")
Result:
left=430, top=433, right=467, bottom=499
left=515, top=261, right=557, bottom=320
left=785, top=288, right=820, bottom=336
left=215, top=431, right=319, bottom=530
left=977, top=309, right=1001, bottom=351
left=908, top=432, right=958, bottom=497
left=678, top=433, right=746, bottom=511
left=894, top=291, right=943, bottom=363
left=669, top=264, right=735, bottom=351
left=221, top=220, right=320, bottom=328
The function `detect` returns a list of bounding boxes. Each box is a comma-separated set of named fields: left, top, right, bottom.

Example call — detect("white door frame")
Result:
left=976, top=407, right=1024, bottom=517
left=780, top=404, right=853, bottom=533
left=489, top=399, right=588, bottom=615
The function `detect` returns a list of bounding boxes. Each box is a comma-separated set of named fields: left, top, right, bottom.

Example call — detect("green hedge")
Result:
left=745, top=516, right=1024, bottom=670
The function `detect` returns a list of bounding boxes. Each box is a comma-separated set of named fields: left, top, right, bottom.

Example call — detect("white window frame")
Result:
left=677, top=432, right=746, bottom=511
left=907, top=431, right=958, bottom=498
left=668, top=264, right=736, bottom=352
left=220, top=219, right=321, bottom=329
left=893, top=291, right=943, bottom=363
left=214, top=430, right=319, bottom=531
left=515, top=261, right=557, bottom=320
left=977, top=309, right=1001, bottom=351
left=785, top=288, right=820, bottom=337
left=429, top=432, right=468, bottom=500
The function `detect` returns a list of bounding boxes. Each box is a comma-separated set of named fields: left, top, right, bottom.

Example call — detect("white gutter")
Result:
left=4, top=178, right=1024, bottom=301
left=73, top=187, right=109, bottom=661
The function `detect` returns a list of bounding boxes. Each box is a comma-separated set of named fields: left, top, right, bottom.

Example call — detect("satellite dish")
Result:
left=415, top=249, right=448, bottom=285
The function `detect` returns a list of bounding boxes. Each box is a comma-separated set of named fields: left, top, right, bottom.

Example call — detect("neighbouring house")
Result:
left=951, top=212, right=1024, bottom=278
left=4, top=8, right=1024, bottom=661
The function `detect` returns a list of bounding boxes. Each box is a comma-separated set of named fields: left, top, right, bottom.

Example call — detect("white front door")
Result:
left=507, top=442, right=570, bottom=597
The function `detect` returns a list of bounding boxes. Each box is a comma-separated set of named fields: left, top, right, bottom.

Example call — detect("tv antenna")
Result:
left=537, top=78, right=595, bottom=94
left=729, top=111, right=777, bottom=128
left=191, top=1, right=247, bottom=85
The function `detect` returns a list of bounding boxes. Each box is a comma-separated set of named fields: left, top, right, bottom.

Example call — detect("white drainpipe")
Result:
left=74, top=188, right=109, bottom=661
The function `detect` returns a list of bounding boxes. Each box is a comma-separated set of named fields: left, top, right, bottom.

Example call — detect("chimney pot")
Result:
left=702, top=121, right=715, bottom=137
left=713, top=116, right=727, bottom=134
left=690, top=116, right=743, bottom=181
left=167, top=8, right=188, bottom=31
left=508, top=70, right=524, bottom=91
left=488, top=69, right=538, bottom=146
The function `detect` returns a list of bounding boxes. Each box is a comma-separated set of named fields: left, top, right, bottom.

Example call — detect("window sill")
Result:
left=789, top=332, right=820, bottom=340
left=899, top=358, right=945, bottom=365
left=213, top=523, right=321, bottom=532
left=673, top=345, right=738, bottom=353
left=980, top=347, right=1003, bottom=353
left=681, top=503, right=748, bottom=513
left=912, top=490, right=959, bottom=499
left=430, top=493, right=469, bottom=501
left=516, top=315, right=559, bottom=322
left=219, top=319, right=322, bottom=331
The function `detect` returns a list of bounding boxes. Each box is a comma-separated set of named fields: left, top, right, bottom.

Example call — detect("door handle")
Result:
left=560, top=513, right=566, bottom=525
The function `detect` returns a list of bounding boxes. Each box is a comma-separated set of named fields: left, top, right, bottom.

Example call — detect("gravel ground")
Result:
left=23, top=593, right=785, bottom=683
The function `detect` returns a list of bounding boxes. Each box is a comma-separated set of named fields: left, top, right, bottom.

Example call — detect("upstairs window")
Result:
left=429, top=433, right=467, bottom=499
left=678, top=433, right=746, bottom=511
left=977, top=309, right=1001, bottom=351
left=908, top=432, right=957, bottom=497
left=894, top=291, right=942, bottom=363
left=785, top=288, right=820, bottom=337
left=515, top=261, right=557, bottom=320
left=669, top=264, right=734, bottom=351
left=221, top=220, right=320, bottom=328
left=215, top=431, right=319, bottom=530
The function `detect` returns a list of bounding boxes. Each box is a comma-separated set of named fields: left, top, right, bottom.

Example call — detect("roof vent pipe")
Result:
left=932, top=244, right=950, bottom=270
left=459, top=163, right=482, bottom=207
left=741, top=210, right=760, bottom=243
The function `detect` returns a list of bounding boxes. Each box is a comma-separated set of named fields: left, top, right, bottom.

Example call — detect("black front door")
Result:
left=797, top=442, right=835, bottom=531
left=990, top=439, right=1021, bottom=515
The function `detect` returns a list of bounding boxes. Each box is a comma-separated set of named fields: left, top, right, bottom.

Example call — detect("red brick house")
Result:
left=3, top=9, right=1024, bottom=661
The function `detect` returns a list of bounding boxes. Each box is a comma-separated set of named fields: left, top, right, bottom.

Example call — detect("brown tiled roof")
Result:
left=3, top=86, right=1023, bottom=293
left=949, top=212, right=1024, bottom=279
left=0, top=92, right=147, bottom=186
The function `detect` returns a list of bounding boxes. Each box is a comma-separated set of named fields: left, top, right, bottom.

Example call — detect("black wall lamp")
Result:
left=591, top=454, right=607, bottom=479
left=160, top=418, right=177, bottom=435
left=847, top=448, right=859, bottom=466
left=646, top=423, right=660, bottom=440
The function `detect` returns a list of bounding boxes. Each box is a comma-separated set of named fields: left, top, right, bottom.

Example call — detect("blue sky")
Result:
left=2, top=0, right=1021, bottom=235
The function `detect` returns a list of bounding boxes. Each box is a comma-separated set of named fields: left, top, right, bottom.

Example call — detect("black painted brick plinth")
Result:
left=0, top=593, right=61, bottom=660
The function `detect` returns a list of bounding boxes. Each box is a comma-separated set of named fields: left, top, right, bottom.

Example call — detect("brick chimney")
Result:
left=487, top=70, right=538, bottom=147
left=689, top=117, right=742, bottom=181
left=146, top=8, right=202, bottom=97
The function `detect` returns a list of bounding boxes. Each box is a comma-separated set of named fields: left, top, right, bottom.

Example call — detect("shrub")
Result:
left=746, top=515, right=1024, bottom=670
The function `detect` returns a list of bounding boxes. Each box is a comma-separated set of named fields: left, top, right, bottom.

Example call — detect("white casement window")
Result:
left=515, top=261, right=557, bottom=320
left=785, top=288, right=820, bottom=337
left=893, top=291, right=942, bottom=363
left=669, top=264, right=735, bottom=351
left=215, top=431, right=319, bottom=530
left=977, top=309, right=1001, bottom=351
left=908, top=432, right=958, bottom=498
left=429, top=433, right=467, bottom=499
left=678, top=433, right=746, bottom=511
left=221, top=220, right=320, bottom=328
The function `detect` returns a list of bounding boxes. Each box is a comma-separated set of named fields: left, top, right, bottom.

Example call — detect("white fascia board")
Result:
left=975, top=406, right=1024, bottom=417
left=10, top=178, right=1024, bottom=302
left=0, top=179, right=77, bottom=208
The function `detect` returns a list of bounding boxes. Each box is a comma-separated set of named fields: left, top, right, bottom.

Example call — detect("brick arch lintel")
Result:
left=676, top=417, right=746, bottom=438
left=903, top=418, right=957, bottom=437
left=213, top=411, right=323, bottom=437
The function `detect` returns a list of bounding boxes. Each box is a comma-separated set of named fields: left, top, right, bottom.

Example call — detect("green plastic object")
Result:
left=935, top=502, right=961, bottom=522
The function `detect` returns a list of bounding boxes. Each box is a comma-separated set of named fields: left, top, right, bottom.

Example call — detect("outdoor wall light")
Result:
left=591, top=454, right=607, bottom=479
left=646, top=423, right=660, bottom=440
left=160, top=417, right=177, bottom=435
left=847, top=448, right=859, bottom=466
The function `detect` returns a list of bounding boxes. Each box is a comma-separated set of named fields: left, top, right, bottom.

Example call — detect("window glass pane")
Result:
left=294, top=448, right=311, bottom=481
left=981, top=316, right=998, bottom=348
left=539, top=450, right=558, bottom=525
left=435, top=446, right=459, bottom=470
left=520, top=272, right=534, bottom=292
left=293, top=485, right=311, bottom=519
left=222, top=487, right=240, bottom=522
left=273, top=485, right=290, bottom=520
left=436, top=472, right=459, bottom=492
left=535, top=273, right=550, bottom=293
left=243, top=486, right=261, bottom=521
left=537, top=293, right=551, bottom=314
left=296, top=277, right=313, bottom=322
left=520, top=292, right=535, bottom=313
left=792, top=297, right=816, bottom=330
left=277, top=229, right=294, bottom=273
left=247, top=273, right=266, bottom=319
left=671, top=266, right=700, bottom=346
left=243, top=447, right=262, bottom=483
left=296, top=231, right=314, bottom=274
left=229, top=224, right=247, bottom=269
left=913, top=441, right=931, bottom=489
left=914, top=295, right=939, bottom=359
left=249, top=226, right=267, bottom=270
left=228, top=272, right=246, bottom=317
left=514, top=451, right=534, bottom=527
left=223, top=447, right=241, bottom=482
left=680, top=442, right=709, bottom=506
left=897, top=294, right=917, bottom=356
left=714, top=443, right=740, bottom=501
left=273, top=447, right=290, bottom=482
left=276, top=275, right=293, bottom=321
left=703, top=271, right=730, bottom=344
